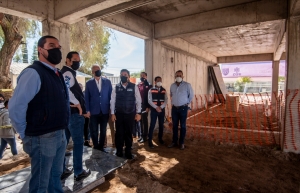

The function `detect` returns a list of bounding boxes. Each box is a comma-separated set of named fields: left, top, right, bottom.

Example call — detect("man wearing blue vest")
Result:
left=85, top=64, right=112, bottom=153
left=111, top=69, right=142, bottom=159
left=61, top=51, right=91, bottom=181
left=9, top=36, right=69, bottom=193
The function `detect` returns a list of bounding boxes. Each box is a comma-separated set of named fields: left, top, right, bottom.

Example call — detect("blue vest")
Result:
left=115, top=82, right=136, bottom=114
left=25, top=61, right=69, bottom=136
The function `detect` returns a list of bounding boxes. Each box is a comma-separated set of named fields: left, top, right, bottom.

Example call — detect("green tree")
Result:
left=70, top=20, right=110, bottom=75
left=278, top=76, right=285, bottom=82
left=234, top=77, right=252, bottom=92
left=31, top=41, right=38, bottom=63
left=130, top=69, right=145, bottom=78
left=0, top=13, right=39, bottom=88
left=22, top=42, right=29, bottom=63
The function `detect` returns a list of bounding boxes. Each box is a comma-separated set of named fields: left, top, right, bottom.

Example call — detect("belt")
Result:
left=172, top=104, right=187, bottom=108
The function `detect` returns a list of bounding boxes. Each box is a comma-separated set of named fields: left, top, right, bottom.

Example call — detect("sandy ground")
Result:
left=1, top=130, right=300, bottom=193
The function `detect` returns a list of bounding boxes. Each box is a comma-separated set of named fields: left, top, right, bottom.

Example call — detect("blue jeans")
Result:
left=64, top=113, right=85, bottom=175
left=23, top=129, right=66, bottom=193
left=171, top=105, right=188, bottom=145
left=148, top=108, right=165, bottom=143
left=0, top=137, right=18, bottom=159
left=89, top=113, right=109, bottom=149
left=132, top=121, right=141, bottom=138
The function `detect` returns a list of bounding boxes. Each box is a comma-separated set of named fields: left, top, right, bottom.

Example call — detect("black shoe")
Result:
left=74, top=169, right=91, bottom=181
left=149, top=144, right=154, bottom=149
left=180, top=144, right=185, bottom=150
left=159, top=140, right=165, bottom=145
left=168, top=143, right=178, bottom=148
left=65, top=151, right=72, bottom=156
left=84, top=141, right=92, bottom=147
left=61, top=168, right=73, bottom=180
left=115, top=152, right=123, bottom=157
left=125, top=154, right=135, bottom=159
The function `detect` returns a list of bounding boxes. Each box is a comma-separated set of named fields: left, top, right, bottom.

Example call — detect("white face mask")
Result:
left=156, top=82, right=162, bottom=87
left=175, top=77, right=182, bottom=83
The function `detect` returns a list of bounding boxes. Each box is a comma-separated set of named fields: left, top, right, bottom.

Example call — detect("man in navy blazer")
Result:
left=85, top=64, right=112, bottom=152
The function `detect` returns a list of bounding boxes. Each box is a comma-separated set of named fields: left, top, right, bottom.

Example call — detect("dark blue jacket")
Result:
left=85, top=77, right=112, bottom=115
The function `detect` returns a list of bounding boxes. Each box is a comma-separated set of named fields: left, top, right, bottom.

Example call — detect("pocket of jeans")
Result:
left=40, top=131, right=56, bottom=138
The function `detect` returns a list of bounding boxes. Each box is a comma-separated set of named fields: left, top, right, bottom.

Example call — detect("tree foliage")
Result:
left=31, top=41, right=38, bottom=63
left=234, top=76, right=252, bottom=92
left=130, top=69, right=145, bottom=78
left=70, top=20, right=110, bottom=75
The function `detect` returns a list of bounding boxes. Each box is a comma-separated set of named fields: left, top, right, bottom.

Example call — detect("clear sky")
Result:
left=102, top=29, right=145, bottom=76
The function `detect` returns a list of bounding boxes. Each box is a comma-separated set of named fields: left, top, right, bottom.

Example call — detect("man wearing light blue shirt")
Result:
left=9, top=36, right=69, bottom=193
left=168, top=70, right=194, bottom=150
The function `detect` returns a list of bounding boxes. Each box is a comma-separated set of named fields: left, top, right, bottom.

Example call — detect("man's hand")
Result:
left=135, top=114, right=141, bottom=121
left=146, top=108, right=149, bottom=113
left=156, top=106, right=162, bottom=113
left=70, top=103, right=82, bottom=115
left=85, top=112, right=90, bottom=118
left=111, top=114, right=116, bottom=122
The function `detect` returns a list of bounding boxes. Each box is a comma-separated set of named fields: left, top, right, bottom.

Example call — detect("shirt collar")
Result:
left=40, top=61, right=57, bottom=73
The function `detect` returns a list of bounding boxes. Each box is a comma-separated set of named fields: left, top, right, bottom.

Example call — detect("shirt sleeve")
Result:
left=148, top=89, right=157, bottom=109
left=135, top=85, right=142, bottom=113
left=110, top=86, right=116, bottom=115
left=161, top=91, right=168, bottom=109
left=63, top=71, right=79, bottom=105
left=8, top=68, right=41, bottom=139
left=187, top=83, right=194, bottom=104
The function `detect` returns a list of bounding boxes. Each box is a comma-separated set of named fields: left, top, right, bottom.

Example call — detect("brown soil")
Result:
left=90, top=132, right=300, bottom=193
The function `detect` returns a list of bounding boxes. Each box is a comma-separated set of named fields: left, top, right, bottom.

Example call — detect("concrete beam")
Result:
left=94, top=11, right=153, bottom=39
left=55, top=0, right=130, bottom=24
left=217, top=54, right=273, bottom=63
left=0, top=0, right=48, bottom=20
left=155, top=0, right=287, bottom=39
left=87, top=0, right=155, bottom=20
left=161, top=38, right=217, bottom=64
left=290, top=0, right=300, bottom=17
left=274, top=33, right=287, bottom=61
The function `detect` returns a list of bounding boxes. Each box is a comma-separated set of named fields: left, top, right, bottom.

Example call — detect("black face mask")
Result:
left=121, top=76, right=128, bottom=83
left=71, top=61, right=80, bottom=70
left=140, top=77, right=145, bottom=82
left=41, top=48, right=62, bottom=65
left=95, top=70, right=101, bottom=77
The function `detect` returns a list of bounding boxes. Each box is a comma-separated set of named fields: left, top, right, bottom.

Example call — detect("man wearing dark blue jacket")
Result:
left=85, top=64, right=112, bottom=152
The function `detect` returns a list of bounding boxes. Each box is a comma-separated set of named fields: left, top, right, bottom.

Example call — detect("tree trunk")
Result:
left=0, top=13, right=23, bottom=89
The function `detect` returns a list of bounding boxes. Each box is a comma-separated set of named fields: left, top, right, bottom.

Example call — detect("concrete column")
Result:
left=42, top=20, right=70, bottom=69
left=144, top=39, right=162, bottom=85
left=283, top=15, right=300, bottom=152
left=271, top=60, right=279, bottom=107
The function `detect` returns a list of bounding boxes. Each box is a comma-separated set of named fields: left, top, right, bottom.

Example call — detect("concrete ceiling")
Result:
left=181, top=20, right=285, bottom=57
left=131, top=0, right=258, bottom=23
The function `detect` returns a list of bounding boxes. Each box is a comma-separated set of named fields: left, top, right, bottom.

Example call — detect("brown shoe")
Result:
left=180, top=144, right=185, bottom=150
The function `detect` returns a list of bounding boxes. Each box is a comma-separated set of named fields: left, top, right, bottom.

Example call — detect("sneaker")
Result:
left=137, top=137, right=143, bottom=142
left=168, top=143, right=178, bottom=148
left=74, top=169, right=91, bottom=181
left=84, top=141, right=92, bottom=147
left=61, top=168, right=74, bottom=180
left=138, top=138, right=144, bottom=143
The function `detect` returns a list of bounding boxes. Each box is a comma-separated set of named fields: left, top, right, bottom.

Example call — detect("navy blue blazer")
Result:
left=85, top=77, right=112, bottom=115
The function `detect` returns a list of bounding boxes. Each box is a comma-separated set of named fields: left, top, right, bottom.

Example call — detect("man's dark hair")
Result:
left=4, top=100, right=8, bottom=107
left=175, top=70, right=183, bottom=75
left=120, top=69, right=130, bottom=76
left=154, top=76, right=161, bottom=82
left=141, top=72, right=147, bottom=76
left=37, top=35, right=58, bottom=48
left=66, top=51, right=79, bottom=60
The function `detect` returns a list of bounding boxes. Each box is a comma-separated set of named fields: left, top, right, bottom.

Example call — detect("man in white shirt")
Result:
left=110, top=69, right=141, bottom=159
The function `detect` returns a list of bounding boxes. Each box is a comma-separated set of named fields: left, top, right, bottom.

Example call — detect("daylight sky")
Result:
left=26, top=28, right=144, bottom=76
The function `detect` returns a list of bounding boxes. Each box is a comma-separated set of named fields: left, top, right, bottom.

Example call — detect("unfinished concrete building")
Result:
left=0, top=0, right=299, bottom=153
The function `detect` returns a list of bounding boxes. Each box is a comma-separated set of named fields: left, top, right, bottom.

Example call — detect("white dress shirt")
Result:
left=110, top=83, right=142, bottom=114
left=95, top=78, right=102, bottom=92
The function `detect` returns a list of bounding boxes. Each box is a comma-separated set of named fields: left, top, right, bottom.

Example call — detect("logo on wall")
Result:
left=233, top=67, right=241, bottom=76
left=222, top=68, right=229, bottom=76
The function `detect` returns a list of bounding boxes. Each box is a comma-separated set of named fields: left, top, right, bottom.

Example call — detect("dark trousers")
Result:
left=148, top=108, right=165, bottom=144
left=84, top=117, right=90, bottom=141
left=89, top=113, right=109, bottom=149
left=115, top=112, right=135, bottom=155
left=171, top=106, right=188, bottom=145
left=132, top=121, right=141, bottom=138
left=141, top=112, right=148, bottom=140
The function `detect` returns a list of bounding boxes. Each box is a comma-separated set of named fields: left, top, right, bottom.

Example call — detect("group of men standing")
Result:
left=8, top=35, right=194, bottom=192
